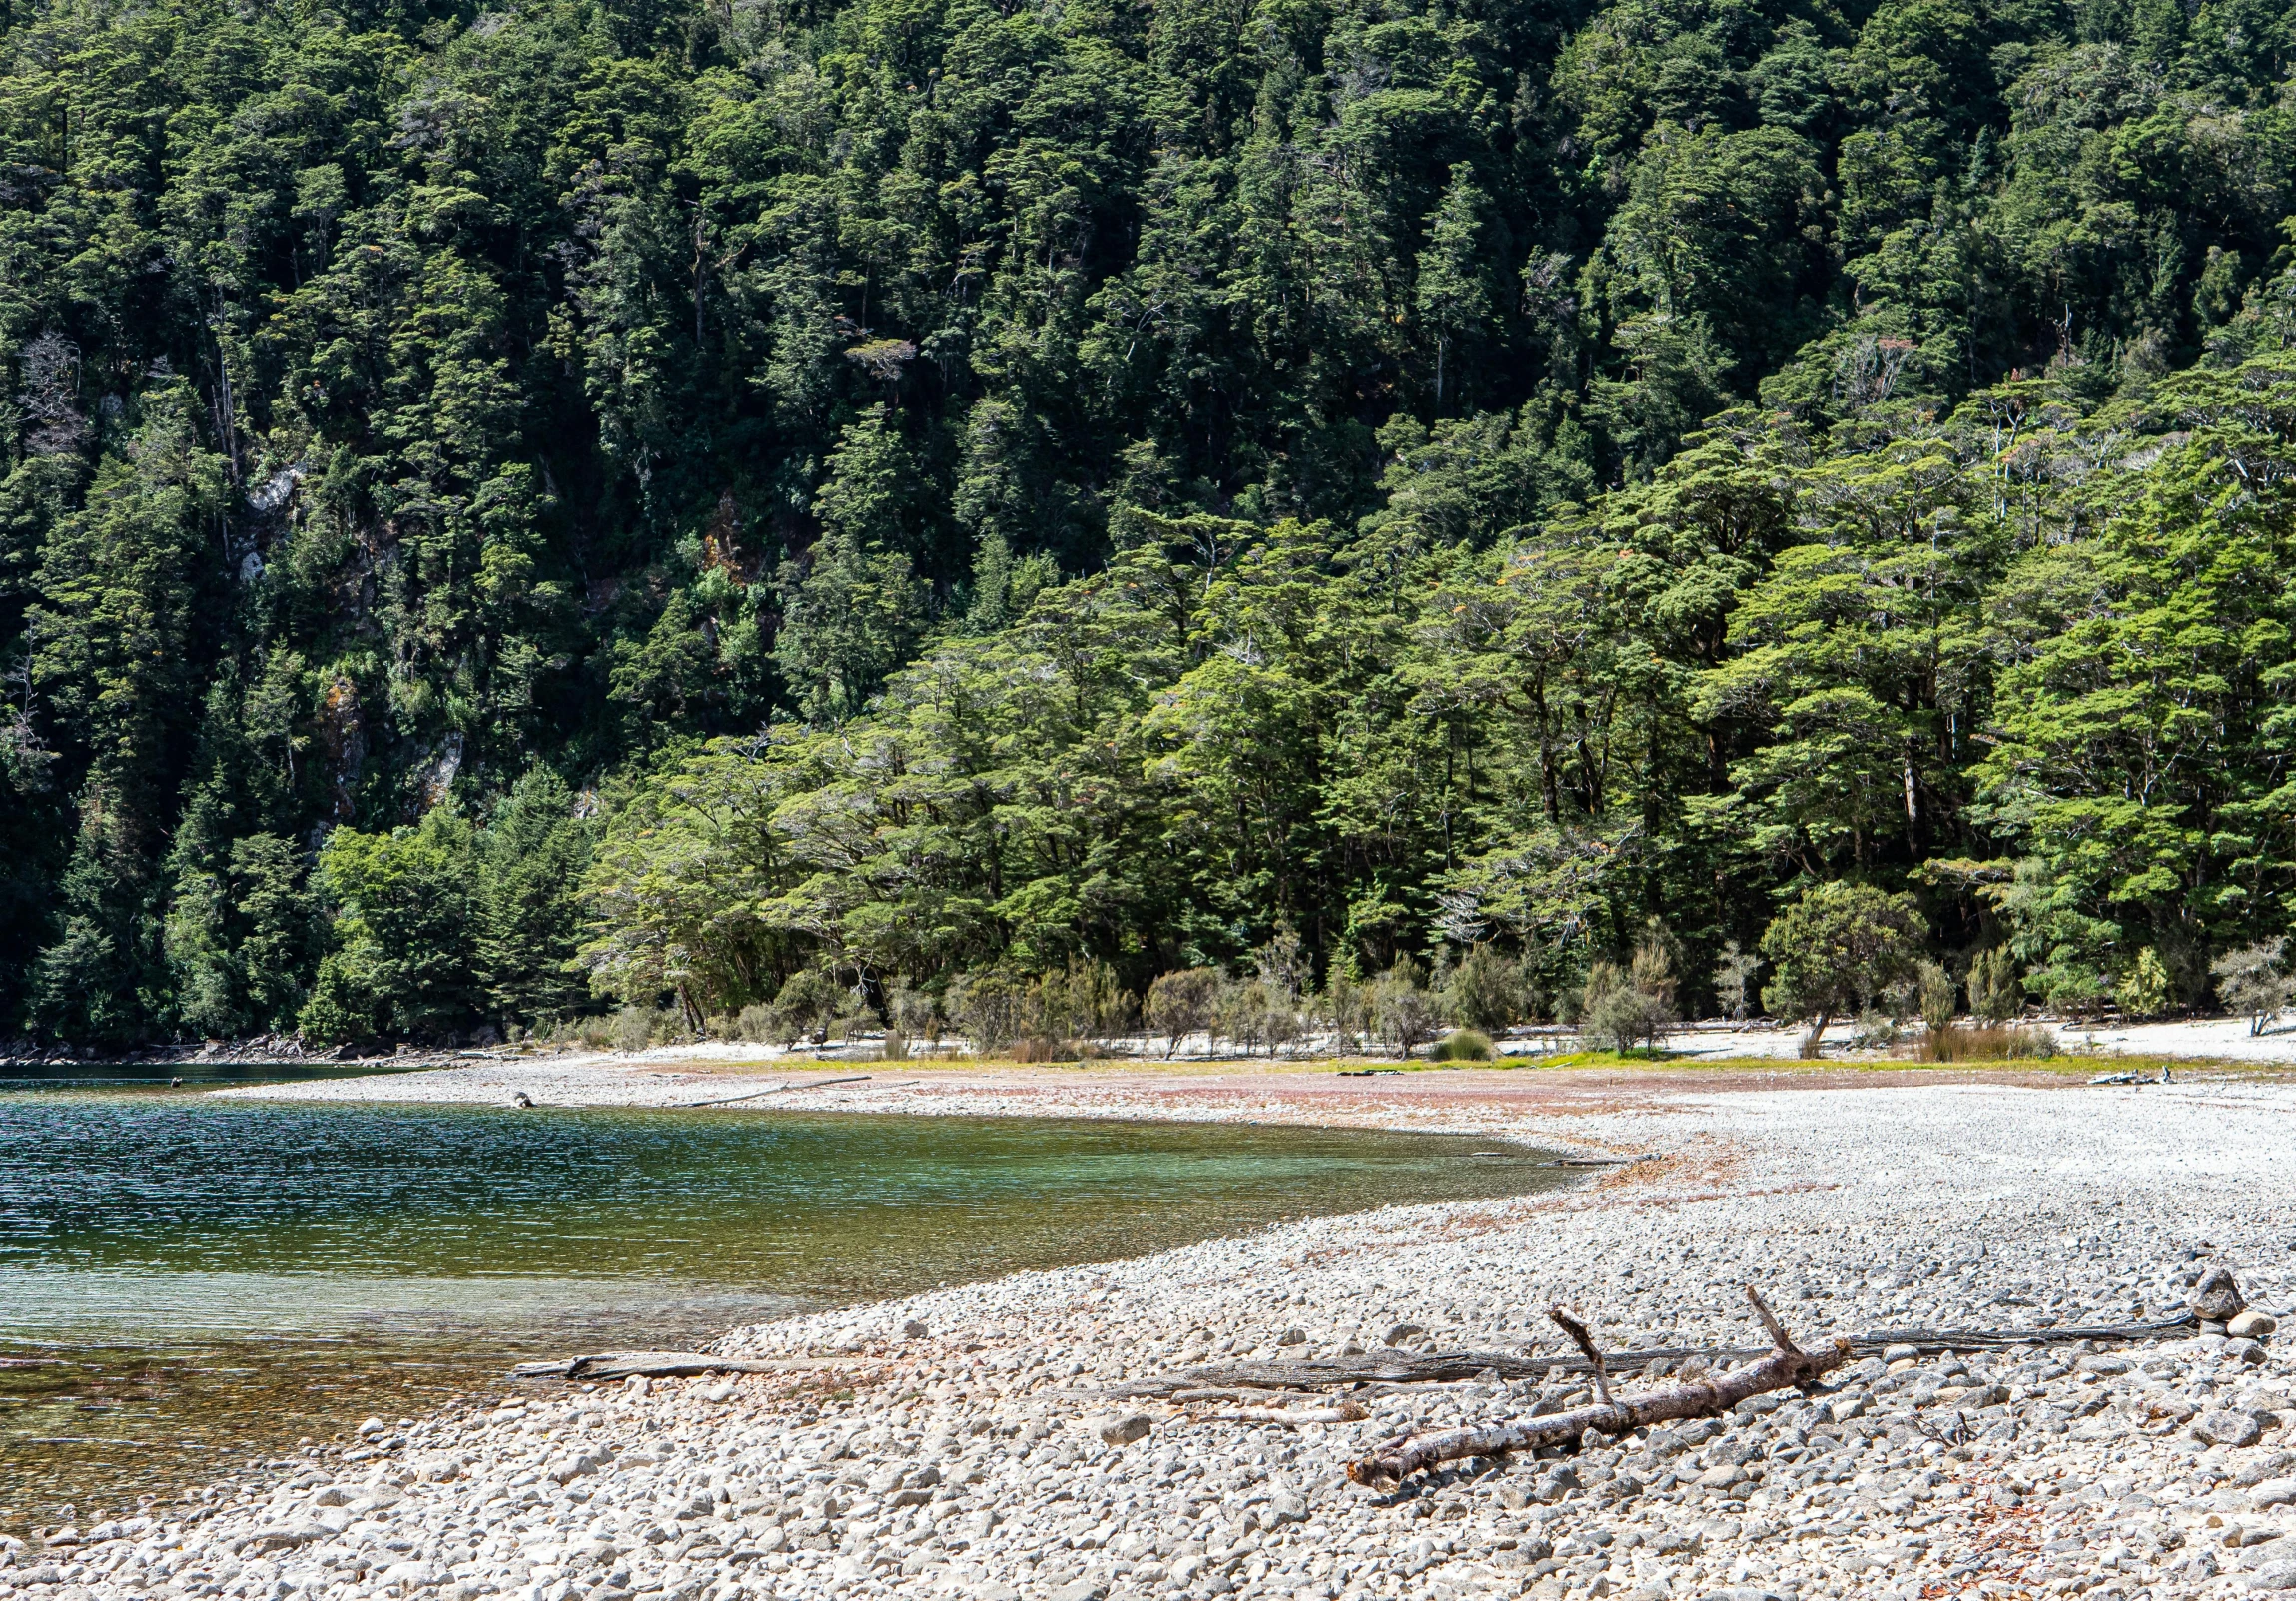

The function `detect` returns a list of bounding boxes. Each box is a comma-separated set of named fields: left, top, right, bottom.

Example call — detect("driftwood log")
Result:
left=1111, top=1310, right=2199, bottom=1399
left=511, top=1351, right=861, bottom=1381
left=679, top=1075, right=873, bottom=1109
left=1345, top=1288, right=1848, bottom=1489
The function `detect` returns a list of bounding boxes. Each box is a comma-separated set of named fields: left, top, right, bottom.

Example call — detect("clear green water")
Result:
left=0, top=1081, right=1563, bottom=1529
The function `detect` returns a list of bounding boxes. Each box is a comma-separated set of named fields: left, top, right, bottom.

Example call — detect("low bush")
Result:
left=1429, top=1029, right=1497, bottom=1062
left=1007, top=1036, right=1089, bottom=1062
left=542, top=1014, right=615, bottom=1050
left=1916, top=1023, right=2057, bottom=1061
left=611, top=1004, right=676, bottom=1053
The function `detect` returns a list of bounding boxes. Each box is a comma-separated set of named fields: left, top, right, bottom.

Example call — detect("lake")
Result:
left=0, top=1077, right=1564, bottom=1529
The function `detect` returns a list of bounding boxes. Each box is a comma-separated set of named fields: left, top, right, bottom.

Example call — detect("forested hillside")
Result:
left=2, top=0, right=2293, bottom=1045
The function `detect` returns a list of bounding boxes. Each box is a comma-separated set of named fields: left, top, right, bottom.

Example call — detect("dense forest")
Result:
left=3, top=0, right=2294, bottom=1047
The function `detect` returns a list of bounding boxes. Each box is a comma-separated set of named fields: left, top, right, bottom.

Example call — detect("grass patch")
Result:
left=1428, top=1029, right=1497, bottom=1062
left=1912, top=1023, right=2060, bottom=1061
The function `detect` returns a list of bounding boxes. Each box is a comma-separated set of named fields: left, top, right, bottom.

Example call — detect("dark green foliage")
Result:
left=1761, top=882, right=1927, bottom=1052
left=298, top=773, right=595, bottom=1043
left=4, top=0, right=2296, bottom=1041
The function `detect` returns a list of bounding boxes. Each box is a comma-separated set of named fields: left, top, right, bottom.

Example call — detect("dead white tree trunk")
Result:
left=1346, top=1287, right=1849, bottom=1490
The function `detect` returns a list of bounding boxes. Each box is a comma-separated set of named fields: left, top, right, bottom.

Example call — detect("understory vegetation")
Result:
left=5, top=0, right=2296, bottom=1046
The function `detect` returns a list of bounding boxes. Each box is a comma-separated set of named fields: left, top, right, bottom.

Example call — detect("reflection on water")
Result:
left=0, top=1082, right=1563, bottom=1527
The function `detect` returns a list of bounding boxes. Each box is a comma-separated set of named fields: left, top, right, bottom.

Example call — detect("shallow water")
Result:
left=0, top=1082, right=1563, bottom=1527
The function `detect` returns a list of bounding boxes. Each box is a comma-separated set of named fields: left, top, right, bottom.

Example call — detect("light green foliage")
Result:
left=1915, top=960, right=1957, bottom=1037
left=300, top=810, right=484, bottom=1044
left=2119, top=947, right=2174, bottom=1021
left=766, top=970, right=849, bottom=1046
left=1968, top=947, right=2024, bottom=1025
left=1429, top=1028, right=1495, bottom=1062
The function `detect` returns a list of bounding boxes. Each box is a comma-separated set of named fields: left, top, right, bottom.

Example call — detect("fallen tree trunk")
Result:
left=1111, top=1311, right=2197, bottom=1399
left=510, top=1351, right=859, bottom=1381
left=1346, top=1289, right=1848, bottom=1490
left=680, top=1075, right=872, bottom=1109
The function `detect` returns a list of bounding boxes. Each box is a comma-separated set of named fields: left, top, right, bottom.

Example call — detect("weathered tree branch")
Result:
left=1345, top=1287, right=1849, bottom=1489
left=1109, top=1311, right=2197, bottom=1399
left=1547, top=1306, right=1612, bottom=1406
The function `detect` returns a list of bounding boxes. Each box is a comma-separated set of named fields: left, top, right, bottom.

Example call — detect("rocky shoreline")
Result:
left=6, top=1074, right=2294, bottom=1601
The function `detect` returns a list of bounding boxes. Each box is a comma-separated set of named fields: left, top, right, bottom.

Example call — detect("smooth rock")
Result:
left=2231, top=1310, right=2279, bottom=1339
left=2193, top=1266, right=2248, bottom=1322
left=2197, top=1410, right=2268, bottom=1449
left=234, top=1525, right=327, bottom=1554
left=1096, top=1412, right=1152, bottom=1446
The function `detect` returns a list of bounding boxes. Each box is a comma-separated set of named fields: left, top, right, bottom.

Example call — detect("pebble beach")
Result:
left=7, top=1062, right=2295, bottom=1601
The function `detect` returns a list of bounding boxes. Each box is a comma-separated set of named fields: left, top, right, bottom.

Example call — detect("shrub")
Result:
left=2117, top=946, right=2173, bottom=1019
left=734, top=1003, right=776, bottom=1042
left=1915, top=960, right=1956, bottom=1038
left=1145, top=967, right=1221, bottom=1058
left=2030, top=960, right=2110, bottom=1020
left=1039, top=956, right=1139, bottom=1043
left=769, top=969, right=847, bottom=1044
left=1212, top=974, right=1271, bottom=1056
left=1711, top=939, right=1760, bottom=1023
left=1967, top=946, right=2022, bottom=1024
left=1916, top=1023, right=2058, bottom=1061
left=886, top=984, right=942, bottom=1045
left=1370, top=958, right=1441, bottom=1058
left=1429, top=1028, right=1496, bottom=1062
left=948, top=968, right=1040, bottom=1053
left=2211, top=939, right=2291, bottom=1036
left=541, top=1013, right=614, bottom=1050
left=1442, top=946, right=1532, bottom=1032
left=1579, top=936, right=1679, bottom=1051
left=1581, top=963, right=1673, bottom=1051
left=610, top=1004, right=666, bottom=1053
left=1848, top=1009, right=1900, bottom=1049
left=1317, top=969, right=1373, bottom=1053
